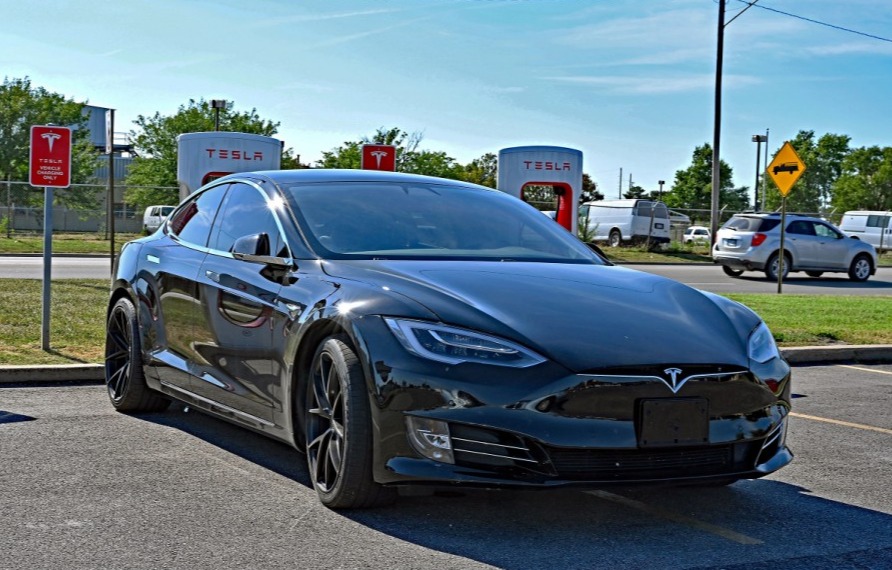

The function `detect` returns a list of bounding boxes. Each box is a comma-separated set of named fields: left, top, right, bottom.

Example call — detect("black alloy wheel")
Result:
left=105, top=297, right=168, bottom=413
left=305, top=336, right=395, bottom=509
left=722, top=265, right=744, bottom=278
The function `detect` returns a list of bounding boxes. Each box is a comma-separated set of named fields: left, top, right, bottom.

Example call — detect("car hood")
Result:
left=321, top=260, right=759, bottom=371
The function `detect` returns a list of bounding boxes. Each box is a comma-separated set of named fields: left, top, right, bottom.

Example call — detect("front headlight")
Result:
left=384, top=318, right=546, bottom=368
left=748, top=321, right=780, bottom=363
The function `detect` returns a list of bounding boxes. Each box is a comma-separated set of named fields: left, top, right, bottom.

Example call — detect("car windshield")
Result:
left=281, top=182, right=603, bottom=264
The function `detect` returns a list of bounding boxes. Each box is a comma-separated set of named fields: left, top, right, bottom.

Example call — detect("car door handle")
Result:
left=205, top=270, right=220, bottom=283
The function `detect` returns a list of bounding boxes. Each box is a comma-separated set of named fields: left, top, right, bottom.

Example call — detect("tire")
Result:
left=105, top=297, right=169, bottom=413
left=848, top=254, right=872, bottom=282
left=722, top=265, right=744, bottom=278
left=805, top=271, right=823, bottom=278
left=764, top=253, right=790, bottom=281
left=305, top=336, right=396, bottom=509
left=608, top=229, right=622, bottom=248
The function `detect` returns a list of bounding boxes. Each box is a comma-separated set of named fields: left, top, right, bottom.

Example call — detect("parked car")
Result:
left=839, top=210, right=892, bottom=253
left=713, top=213, right=877, bottom=281
left=578, top=199, right=671, bottom=246
left=106, top=169, right=792, bottom=508
left=683, top=225, right=711, bottom=244
left=142, top=205, right=175, bottom=232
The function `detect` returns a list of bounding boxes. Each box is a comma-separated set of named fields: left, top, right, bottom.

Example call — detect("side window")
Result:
left=814, top=223, right=840, bottom=239
left=167, top=184, right=229, bottom=247
left=787, top=221, right=814, bottom=236
left=209, top=182, right=288, bottom=257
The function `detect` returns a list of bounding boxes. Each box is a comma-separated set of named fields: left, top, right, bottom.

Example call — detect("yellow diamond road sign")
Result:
left=767, top=141, right=806, bottom=197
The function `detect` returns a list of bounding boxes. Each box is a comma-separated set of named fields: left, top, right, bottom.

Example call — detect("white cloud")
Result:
left=543, top=74, right=761, bottom=94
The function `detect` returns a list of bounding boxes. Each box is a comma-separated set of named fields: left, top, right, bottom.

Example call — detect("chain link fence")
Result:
left=1, top=181, right=177, bottom=234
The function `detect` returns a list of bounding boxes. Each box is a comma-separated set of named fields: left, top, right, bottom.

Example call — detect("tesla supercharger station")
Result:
left=176, top=132, right=282, bottom=200
left=497, top=146, right=583, bottom=234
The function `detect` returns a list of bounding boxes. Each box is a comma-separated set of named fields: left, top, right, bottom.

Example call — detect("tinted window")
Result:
left=787, top=221, right=815, bottom=236
left=209, top=182, right=288, bottom=257
left=282, top=182, right=602, bottom=263
left=168, top=184, right=229, bottom=247
left=868, top=215, right=891, bottom=228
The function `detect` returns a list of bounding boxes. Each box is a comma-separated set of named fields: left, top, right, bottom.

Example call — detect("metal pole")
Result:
left=658, top=180, right=665, bottom=201
left=215, top=108, right=220, bottom=132
left=108, top=109, right=116, bottom=276
left=754, top=138, right=762, bottom=211
left=710, top=0, right=725, bottom=246
left=778, top=197, right=786, bottom=294
left=763, top=128, right=769, bottom=212
left=41, top=186, right=53, bottom=350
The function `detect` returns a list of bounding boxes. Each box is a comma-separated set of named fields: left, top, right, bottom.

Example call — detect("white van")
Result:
left=839, top=211, right=892, bottom=252
left=143, top=205, right=175, bottom=233
left=578, top=199, right=671, bottom=247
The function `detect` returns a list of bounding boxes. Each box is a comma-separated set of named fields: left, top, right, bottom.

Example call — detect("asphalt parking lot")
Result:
left=1, top=363, right=890, bottom=570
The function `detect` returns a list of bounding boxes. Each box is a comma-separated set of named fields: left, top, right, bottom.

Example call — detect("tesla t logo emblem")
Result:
left=41, top=132, right=62, bottom=152
left=662, top=368, right=686, bottom=393
left=370, top=150, right=388, bottom=168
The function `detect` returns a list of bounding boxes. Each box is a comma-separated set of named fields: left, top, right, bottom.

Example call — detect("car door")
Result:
left=784, top=220, right=819, bottom=267
left=812, top=221, right=851, bottom=270
left=140, top=184, right=229, bottom=392
left=191, top=181, right=291, bottom=424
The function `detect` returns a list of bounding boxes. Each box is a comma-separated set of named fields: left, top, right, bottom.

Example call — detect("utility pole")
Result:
left=618, top=168, right=623, bottom=198
left=710, top=0, right=725, bottom=244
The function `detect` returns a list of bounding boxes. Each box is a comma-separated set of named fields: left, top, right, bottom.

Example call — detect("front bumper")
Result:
left=360, top=316, right=793, bottom=488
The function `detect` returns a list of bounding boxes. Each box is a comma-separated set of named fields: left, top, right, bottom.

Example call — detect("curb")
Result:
left=1, top=346, right=890, bottom=384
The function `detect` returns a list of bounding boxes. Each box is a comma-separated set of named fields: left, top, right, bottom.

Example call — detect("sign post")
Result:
left=30, top=125, right=72, bottom=351
left=766, top=141, right=806, bottom=295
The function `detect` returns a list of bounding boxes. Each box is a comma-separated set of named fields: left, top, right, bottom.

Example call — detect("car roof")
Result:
left=215, top=168, right=495, bottom=191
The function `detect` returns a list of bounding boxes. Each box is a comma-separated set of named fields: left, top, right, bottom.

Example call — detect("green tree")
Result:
left=623, top=184, right=647, bottom=199
left=832, top=146, right=892, bottom=212
left=318, top=127, right=423, bottom=170
left=580, top=173, right=603, bottom=203
left=663, top=143, right=747, bottom=213
left=125, top=98, right=295, bottom=208
left=0, top=76, right=99, bottom=209
left=461, top=152, right=498, bottom=188
left=763, top=131, right=850, bottom=213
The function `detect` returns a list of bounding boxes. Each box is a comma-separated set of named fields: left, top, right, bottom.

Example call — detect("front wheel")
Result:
left=764, top=253, right=790, bottom=281
left=305, top=337, right=396, bottom=509
left=105, top=297, right=169, bottom=413
left=722, top=265, right=744, bottom=278
left=848, top=255, right=872, bottom=282
left=608, top=230, right=622, bottom=248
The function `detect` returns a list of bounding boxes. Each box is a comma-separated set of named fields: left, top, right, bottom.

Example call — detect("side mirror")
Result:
left=231, top=233, right=292, bottom=269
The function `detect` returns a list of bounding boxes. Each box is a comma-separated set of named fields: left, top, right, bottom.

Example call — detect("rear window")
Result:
left=723, top=216, right=780, bottom=232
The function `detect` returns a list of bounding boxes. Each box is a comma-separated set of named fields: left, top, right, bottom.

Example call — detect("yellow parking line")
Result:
left=587, top=490, right=763, bottom=545
left=838, top=364, right=892, bottom=376
left=790, top=412, right=892, bottom=435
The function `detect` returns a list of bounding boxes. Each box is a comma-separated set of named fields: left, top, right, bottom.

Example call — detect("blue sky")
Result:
left=3, top=0, right=891, bottom=201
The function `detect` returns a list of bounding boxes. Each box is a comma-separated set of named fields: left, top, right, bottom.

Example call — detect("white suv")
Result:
left=143, top=205, right=175, bottom=233
left=713, top=213, right=877, bottom=281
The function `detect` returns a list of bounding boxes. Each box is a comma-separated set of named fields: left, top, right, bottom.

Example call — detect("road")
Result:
left=1, top=363, right=890, bottom=569
left=2, top=255, right=892, bottom=295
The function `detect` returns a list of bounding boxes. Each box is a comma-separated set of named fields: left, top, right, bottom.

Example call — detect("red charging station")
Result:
left=497, top=146, right=583, bottom=234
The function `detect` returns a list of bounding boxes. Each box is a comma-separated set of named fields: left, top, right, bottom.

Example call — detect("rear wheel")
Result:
left=105, top=297, right=169, bottom=413
left=722, top=265, right=744, bottom=278
left=848, top=254, right=872, bottom=282
left=764, top=253, right=791, bottom=281
left=805, top=271, right=823, bottom=278
left=608, top=229, right=622, bottom=247
left=305, top=336, right=396, bottom=509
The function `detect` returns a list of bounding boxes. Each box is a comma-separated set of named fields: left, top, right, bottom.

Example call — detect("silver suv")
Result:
left=713, top=213, right=878, bottom=281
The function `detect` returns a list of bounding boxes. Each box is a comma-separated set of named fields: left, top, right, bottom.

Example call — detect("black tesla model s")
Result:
left=106, top=169, right=792, bottom=508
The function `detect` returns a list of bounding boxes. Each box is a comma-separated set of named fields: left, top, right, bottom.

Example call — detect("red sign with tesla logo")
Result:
left=361, top=144, right=396, bottom=171
left=30, top=125, right=72, bottom=188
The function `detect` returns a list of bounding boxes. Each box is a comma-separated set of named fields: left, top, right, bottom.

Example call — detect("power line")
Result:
left=734, top=0, right=892, bottom=43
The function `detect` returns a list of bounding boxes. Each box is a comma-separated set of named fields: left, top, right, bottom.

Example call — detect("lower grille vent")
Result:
left=547, top=446, right=732, bottom=480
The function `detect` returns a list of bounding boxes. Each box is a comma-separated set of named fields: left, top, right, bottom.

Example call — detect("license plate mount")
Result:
left=638, top=398, right=709, bottom=448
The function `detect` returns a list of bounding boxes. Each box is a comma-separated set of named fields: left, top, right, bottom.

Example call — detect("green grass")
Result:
left=0, top=232, right=141, bottom=254
left=0, top=279, right=890, bottom=366
left=0, top=279, right=108, bottom=365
